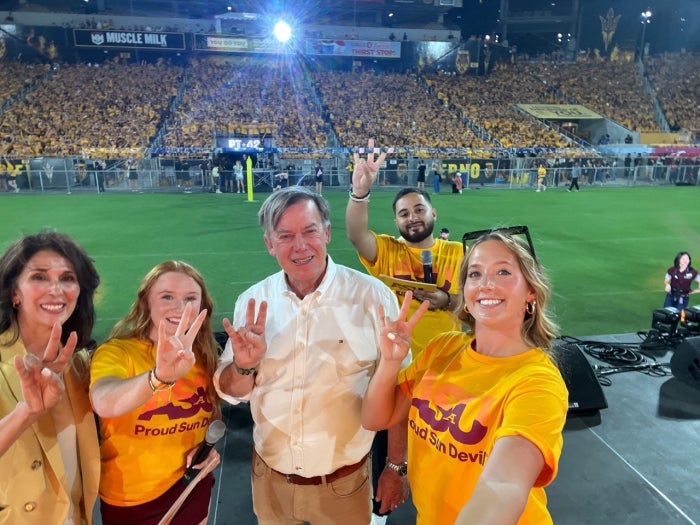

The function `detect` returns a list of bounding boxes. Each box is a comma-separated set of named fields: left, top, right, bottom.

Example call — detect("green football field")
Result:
left=1, top=185, right=698, bottom=342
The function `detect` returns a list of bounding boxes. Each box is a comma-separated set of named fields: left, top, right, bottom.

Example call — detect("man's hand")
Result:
left=413, top=288, right=451, bottom=311
left=375, top=467, right=409, bottom=514
left=223, top=298, right=268, bottom=370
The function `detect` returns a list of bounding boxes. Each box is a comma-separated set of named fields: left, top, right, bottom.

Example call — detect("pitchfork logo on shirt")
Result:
left=410, top=397, right=489, bottom=465
left=132, top=387, right=214, bottom=436
left=411, top=398, right=487, bottom=445
left=138, top=386, right=213, bottom=420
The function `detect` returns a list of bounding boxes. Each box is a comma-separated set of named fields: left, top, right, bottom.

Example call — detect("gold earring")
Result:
left=463, top=305, right=469, bottom=314
left=525, top=301, right=536, bottom=315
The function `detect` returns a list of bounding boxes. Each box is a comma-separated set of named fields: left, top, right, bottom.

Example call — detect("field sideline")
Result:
left=1, top=185, right=698, bottom=342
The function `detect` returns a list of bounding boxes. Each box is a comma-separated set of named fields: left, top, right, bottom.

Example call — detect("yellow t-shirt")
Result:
left=359, top=234, right=463, bottom=355
left=90, top=338, right=216, bottom=506
left=538, top=166, right=547, bottom=180
left=399, top=331, right=567, bottom=525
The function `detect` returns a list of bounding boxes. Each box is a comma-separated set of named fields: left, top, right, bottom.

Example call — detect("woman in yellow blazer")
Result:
left=0, top=230, right=101, bottom=525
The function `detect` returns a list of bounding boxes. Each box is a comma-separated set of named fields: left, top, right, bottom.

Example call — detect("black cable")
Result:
left=557, top=335, right=673, bottom=383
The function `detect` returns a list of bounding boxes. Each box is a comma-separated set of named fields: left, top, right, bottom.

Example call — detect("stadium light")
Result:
left=639, top=9, right=652, bottom=61
left=273, top=20, right=292, bottom=43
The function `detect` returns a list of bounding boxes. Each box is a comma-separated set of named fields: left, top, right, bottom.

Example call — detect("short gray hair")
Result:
left=258, top=186, right=331, bottom=235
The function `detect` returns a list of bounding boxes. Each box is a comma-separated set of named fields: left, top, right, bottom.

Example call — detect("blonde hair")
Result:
left=456, top=231, right=559, bottom=353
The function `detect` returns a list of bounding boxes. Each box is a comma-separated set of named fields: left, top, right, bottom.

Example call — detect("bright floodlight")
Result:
left=273, top=21, right=292, bottom=43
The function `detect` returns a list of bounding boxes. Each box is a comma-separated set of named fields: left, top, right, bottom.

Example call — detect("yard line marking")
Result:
left=589, top=427, right=698, bottom=524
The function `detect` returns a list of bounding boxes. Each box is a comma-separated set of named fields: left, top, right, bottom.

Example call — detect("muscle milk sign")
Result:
left=73, top=29, right=185, bottom=50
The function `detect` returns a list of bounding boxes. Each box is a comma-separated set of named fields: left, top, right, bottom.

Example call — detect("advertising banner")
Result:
left=305, top=39, right=401, bottom=58
left=193, top=34, right=285, bottom=54
left=73, top=29, right=185, bottom=50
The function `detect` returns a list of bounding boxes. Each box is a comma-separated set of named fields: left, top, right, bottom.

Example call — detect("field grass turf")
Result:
left=1, top=184, right=698, bottom=342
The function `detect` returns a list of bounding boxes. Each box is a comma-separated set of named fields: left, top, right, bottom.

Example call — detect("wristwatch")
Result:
left=385, top=458, right=408, bottom=477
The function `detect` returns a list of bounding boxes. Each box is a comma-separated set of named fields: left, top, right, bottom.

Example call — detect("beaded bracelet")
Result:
left=233, top=355, right=258, bottom=376
left=147, top=367, right=176, bottom=392
left=349, top=190, right=370, bottom=202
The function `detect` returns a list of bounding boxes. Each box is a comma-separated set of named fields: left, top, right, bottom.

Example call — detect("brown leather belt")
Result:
left=271, top=454, right=368, bottom=486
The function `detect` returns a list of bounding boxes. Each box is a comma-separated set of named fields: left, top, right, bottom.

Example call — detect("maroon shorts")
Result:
left=100, top=473, right=214, bottom=525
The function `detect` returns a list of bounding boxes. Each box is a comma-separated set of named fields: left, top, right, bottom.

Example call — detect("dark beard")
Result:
left=399, top=222, right=435, bottom=243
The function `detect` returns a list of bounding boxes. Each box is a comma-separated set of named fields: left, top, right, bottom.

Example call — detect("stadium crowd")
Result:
left=0, top=51, right=697, bottom=164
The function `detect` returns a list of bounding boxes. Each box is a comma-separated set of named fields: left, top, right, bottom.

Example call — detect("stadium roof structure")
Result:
left=2, top=0, right=463, bottom=29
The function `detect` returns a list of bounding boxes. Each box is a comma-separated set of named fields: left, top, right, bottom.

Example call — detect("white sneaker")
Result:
left=536, top=189, right=541, bottom=192
left=216, top=189, right=221, bottom=193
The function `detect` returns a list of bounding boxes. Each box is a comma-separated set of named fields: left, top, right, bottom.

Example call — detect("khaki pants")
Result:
left=252, top=452, right=372, bottom=525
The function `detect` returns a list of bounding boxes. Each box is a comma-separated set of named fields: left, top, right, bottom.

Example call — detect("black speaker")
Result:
left=554, top=343, right=608, bottom=416
left=671, top=336, right=700, bottom=390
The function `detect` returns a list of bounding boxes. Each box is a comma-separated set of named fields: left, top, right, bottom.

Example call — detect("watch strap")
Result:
left=385, top=458, right=408, bottom=476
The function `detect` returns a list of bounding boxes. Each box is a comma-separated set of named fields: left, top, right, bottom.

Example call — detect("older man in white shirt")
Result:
left=215, top=186, right=409, bottom=525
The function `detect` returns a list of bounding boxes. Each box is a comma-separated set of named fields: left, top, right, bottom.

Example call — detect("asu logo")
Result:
left=91, top=32, right=105, bottom=46
left=412, top=398, right=487, bottom=445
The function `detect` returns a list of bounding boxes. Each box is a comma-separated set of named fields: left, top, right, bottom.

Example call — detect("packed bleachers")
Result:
left=0, top=59, right=181, bottom=158
left=645, top=53, right=700, bottom=133
left=312, top=70, right=487, bottom=153
left=422, top=66, right=578, bottom=150
left=162, top=58, right=327, bottom=156
left=516, top=59, right=658, bottom=132
left=0, top=52, right=697, bottom=163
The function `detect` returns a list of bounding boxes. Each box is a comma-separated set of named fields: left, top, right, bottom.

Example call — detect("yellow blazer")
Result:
left=0, top=335, right=100, bottom=525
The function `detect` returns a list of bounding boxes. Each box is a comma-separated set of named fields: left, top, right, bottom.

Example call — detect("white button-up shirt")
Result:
left=214, top=257, right=401, bottom=477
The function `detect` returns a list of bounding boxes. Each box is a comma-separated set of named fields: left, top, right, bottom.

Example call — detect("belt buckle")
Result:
left=285, top=474, right=293, bottom=484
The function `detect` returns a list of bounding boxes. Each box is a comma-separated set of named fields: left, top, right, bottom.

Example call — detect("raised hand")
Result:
left=352, top=138, right=387, bottom=195
left=13, top=346, right=70, bottom=417
left=222, top=298, right=268, bottom=370
left=39, top=322, right=78, bottom=374
left=154, top=302, right=208, bottom=383
left=379, top=291, right=429, bottom=361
